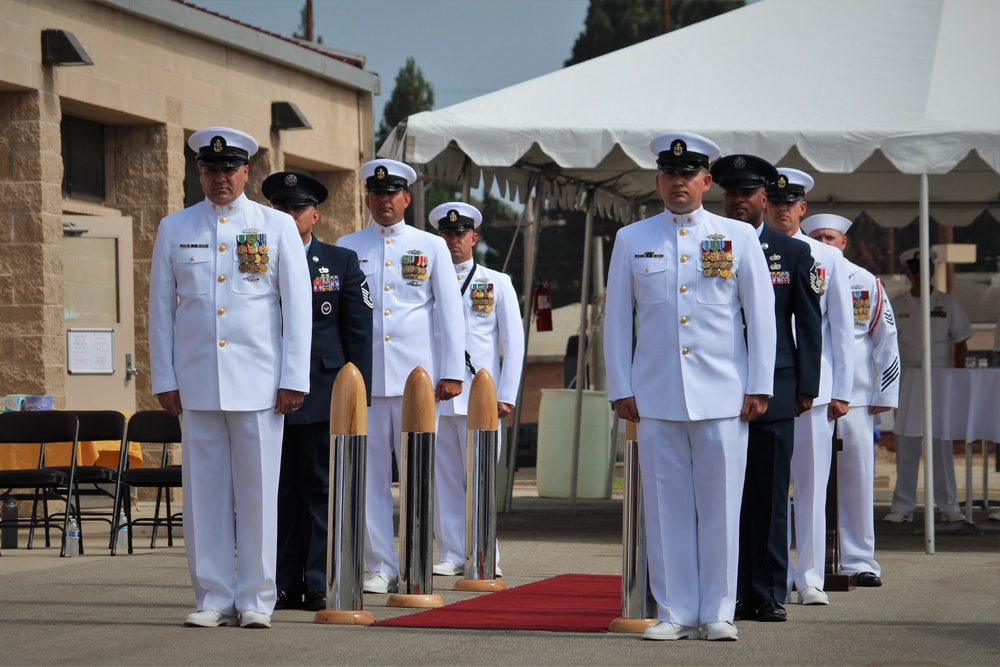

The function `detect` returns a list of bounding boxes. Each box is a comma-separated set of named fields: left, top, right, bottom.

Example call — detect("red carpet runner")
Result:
left=374, top=574, right=621, bottom=632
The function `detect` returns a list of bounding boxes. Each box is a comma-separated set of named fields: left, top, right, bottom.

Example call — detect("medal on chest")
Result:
left=470, top=281, right=495, bottom=315
left=313, top=267, right=340, bottom=292
left=852, top=286, right=870, bottom=323
left=815, top=266, right=827, bottom=295
left=701, top=234, right=734, bottom=279
left=237, top=229, right=268, bottom=281
left=402, top=249, right=428, bottom=283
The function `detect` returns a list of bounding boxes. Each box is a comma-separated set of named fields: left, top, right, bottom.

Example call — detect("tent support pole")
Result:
left=504, top=179, right=544, bottom=512
left=569, top=190, right=597, bottom=504
left=920, top=173, right=935, bottom=554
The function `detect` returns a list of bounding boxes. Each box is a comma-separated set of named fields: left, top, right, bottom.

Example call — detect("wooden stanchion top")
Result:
left=467, top=369, right=498, bottom=431
left=401, top=366, right=435, bottom=433
left=625, top=419, right=637, bottom=442
left=329, top=362, right=367, bottom=436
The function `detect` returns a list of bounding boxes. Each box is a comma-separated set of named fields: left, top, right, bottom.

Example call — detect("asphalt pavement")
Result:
left=0, top=477, right=997, bottom=666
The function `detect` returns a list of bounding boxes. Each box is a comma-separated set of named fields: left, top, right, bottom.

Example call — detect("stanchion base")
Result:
left=608, top=617, right=659, bottom=633
left=312, top=609, right=375, bottom=625
left=453, top=579, right=507, bottom=592
left=386, top=593, right=445, bottom=608
left=824, top=572, right=857, bottom=592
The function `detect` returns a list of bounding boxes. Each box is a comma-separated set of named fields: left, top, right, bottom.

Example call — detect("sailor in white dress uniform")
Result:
left=426, top=202, right=524, bottom=576
left=336, top=159, right=466, bottom=594
left=802, top=213, right=899, bottom=587
left=149, top=127, right=312, bottom=628
left=605, top=132, right=776, bottom=642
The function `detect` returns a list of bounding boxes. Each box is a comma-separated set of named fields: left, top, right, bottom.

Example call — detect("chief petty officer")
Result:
left=336, top=159, right=466, bottom=594
left=261, top=171, right=373, bottom=611
left=428, top=202, right=524, bottom=577
left=604, top=132, right=776, bottom=642
left=149, top=127, right=312, bottom=629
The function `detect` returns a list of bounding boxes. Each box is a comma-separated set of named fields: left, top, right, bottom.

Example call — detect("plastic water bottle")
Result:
left=65, top=517, right=80, bottom=557
left=115, top=513, right=129, bottom=553
left=1, top=497, right=18, bottom=549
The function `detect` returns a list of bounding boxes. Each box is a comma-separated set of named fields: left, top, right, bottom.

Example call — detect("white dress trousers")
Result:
left=181, top=409, right=284, bottom=615
left=788, top=233, right=855, bottom=595
left=434, top=261, right=523, bottom=567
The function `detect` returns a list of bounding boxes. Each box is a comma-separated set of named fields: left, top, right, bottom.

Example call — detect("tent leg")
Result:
left=569, top=190, right=597, bottom=504
left=919, top=173, right=935, bottom=554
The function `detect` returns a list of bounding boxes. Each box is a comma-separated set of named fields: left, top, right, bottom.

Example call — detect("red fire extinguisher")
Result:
left=532, top=280, right=553, bottom=332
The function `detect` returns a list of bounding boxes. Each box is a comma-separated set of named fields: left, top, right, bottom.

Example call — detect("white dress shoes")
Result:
left=641, top=621, right=699, bottom=641
left=184, top=609, right=238, bottom=627
left=432, top=561, right=464, bottom=576
left=940, top=511, right=966, bottom=522
left=363, top=571, right=398, bottom=594
left=701, top=621, right=739, bottom=641
left=797, top=586, right=830, bottom=605
left=239, top=610, right=271, bottom=629
left=884, top=511, right=913, bottom=523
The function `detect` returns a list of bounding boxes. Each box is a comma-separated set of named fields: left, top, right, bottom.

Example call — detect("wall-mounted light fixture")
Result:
left=271, top=102, right=312, bottom=131
left=41, top=29, right=94, bottom=66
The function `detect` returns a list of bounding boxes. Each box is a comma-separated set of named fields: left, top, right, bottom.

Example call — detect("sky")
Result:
left=192, top=0, right=591, bottom=131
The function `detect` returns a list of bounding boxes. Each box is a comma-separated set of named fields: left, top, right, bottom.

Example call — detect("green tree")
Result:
left=566, top=0, right=744, bottom=66
left=375, top=57, right=434, bottom=151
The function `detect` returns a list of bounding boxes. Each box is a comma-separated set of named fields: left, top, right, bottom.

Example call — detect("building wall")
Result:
left=0, top=0, right=375, bottom=410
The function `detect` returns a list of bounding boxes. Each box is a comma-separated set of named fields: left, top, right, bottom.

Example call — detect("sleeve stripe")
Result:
left=881, top=356, right=900, bottom=392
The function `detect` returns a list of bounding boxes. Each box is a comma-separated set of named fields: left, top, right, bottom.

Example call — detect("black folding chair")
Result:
left=46, top=411, right=128, bottom=553
left=113, top=410, right=182, bottom=555
left=0, top=411, right=80, bottom=557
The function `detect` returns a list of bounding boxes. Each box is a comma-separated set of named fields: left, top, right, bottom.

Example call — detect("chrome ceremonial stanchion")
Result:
left=824, top=420, right=856, bottom=591
left=609, top=420, right=657, bottom=632
left=314, top=363, right=374, bottom=625
left=455, top=369, right=506, bottom=593
left=387, top=366, right=444, bottom=609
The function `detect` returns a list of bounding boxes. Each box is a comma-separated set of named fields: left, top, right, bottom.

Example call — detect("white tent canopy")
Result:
left=383, top=0, right=1000, bottom=227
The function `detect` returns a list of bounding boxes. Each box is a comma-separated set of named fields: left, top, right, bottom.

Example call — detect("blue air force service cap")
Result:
left=650, top=132, right=721, bottom=172
left=429, top=202, right=482, bottom=232
left=899, top=247, right=939, bottom=273
left=800, top=213, right=852, bottom=236
left=767, top=167, right=814, bottom=202
left=709, top=154, right=778, bottom=190
left=261, top=171, right=328, bottom=206
left=189, top=127, right=258, bottom=168
left=359, top=159, right=417, bottom=193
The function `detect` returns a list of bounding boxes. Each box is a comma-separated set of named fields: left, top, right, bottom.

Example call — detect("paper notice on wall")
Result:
left=67, top=329, right=114, bottom=375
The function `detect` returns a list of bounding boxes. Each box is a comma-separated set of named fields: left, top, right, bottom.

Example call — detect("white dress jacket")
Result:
left=605, top=207, right=776, bottom=421
left=149, top=194, right=312, bottom=411
left=337, top=221, right=466, bottom=397
left=438, top=261, right=525, bottom=417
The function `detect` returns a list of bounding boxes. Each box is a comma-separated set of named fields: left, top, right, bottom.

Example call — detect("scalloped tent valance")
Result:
left=381, top=0, right=999, bottom=226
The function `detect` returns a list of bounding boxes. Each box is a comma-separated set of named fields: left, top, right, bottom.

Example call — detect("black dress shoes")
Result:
left=856, top=571, right=882, bottom=587
left=734, top=601, right=758, bottom=621
left=303, top=591, right=327, bottom=612
left=756, top=600, right=787, bottom=622
left=274, top=591, right=302, bottom=610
